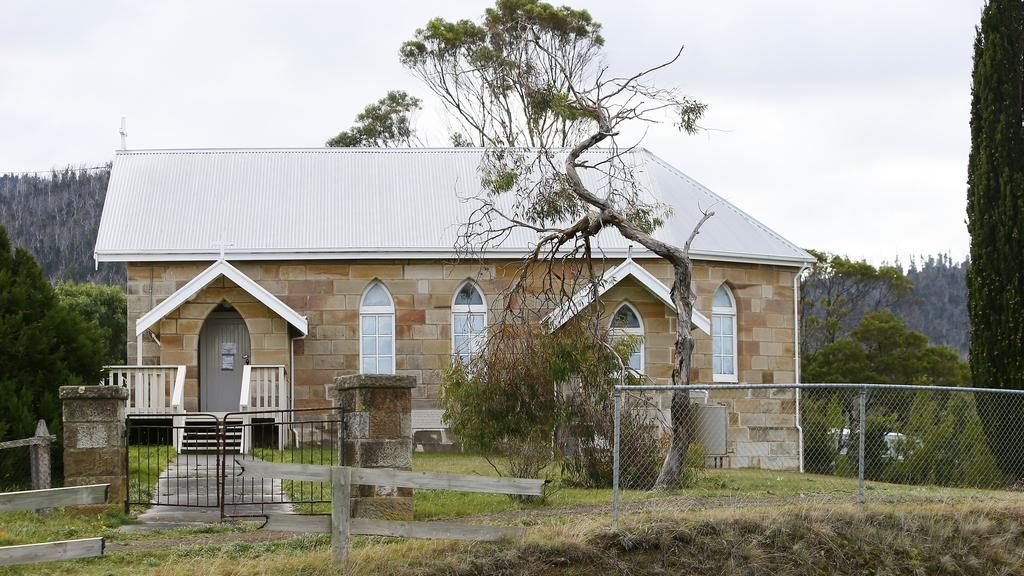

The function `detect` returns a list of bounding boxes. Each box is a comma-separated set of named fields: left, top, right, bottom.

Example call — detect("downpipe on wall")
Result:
left=793, top=264, right=811, bottom=473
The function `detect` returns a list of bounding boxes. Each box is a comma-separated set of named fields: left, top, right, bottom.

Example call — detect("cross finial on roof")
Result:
left=212, top=232, right=234, bottom=260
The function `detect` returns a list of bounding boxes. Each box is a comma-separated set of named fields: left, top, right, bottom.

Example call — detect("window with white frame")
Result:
left=452, top=281, right=487, bottom=364
left=712, top=284, right=737, bottom=382
left=360, top=281, right=395, bottom=374
left=610, top=302, right=644, bottom=373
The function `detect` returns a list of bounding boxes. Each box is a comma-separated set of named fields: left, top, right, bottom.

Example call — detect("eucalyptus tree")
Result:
left=402, top=0, right=710, bottom=488
left=326, top=90, right=423, bottom=147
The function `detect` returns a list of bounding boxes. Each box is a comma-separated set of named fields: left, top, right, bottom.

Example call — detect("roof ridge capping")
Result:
left=113, top=146, right=644, bottom=155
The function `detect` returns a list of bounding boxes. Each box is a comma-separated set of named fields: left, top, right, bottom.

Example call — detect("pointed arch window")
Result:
left=452, top=281, right=487, bottom=364
left=712, top=284, right=738, bottom=382
left=360, top=282, right=395, bottom=374
left=611, top=302, right=645, bottom=373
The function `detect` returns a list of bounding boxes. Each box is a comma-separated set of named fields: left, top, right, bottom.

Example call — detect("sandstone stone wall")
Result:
left=60, top=385, right=128, bottom=506
left=127, top=258, right=800, bottom=469
left=603, top=261, right=800, bottom=469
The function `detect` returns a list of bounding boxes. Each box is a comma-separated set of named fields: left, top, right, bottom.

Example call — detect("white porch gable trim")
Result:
left=135, top=259, right=309, bottom=337
left=544, top=259, right=712, bottom=334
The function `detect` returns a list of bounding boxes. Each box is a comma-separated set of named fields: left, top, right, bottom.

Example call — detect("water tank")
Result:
left=695, top=404, right=728, bottom=455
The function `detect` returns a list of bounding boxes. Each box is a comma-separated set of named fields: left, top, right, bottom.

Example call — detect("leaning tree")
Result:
left=401, top=0, right=710, bottom=488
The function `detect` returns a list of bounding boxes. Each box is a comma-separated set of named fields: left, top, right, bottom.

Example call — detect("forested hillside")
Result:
left=894, top=254, right=969, bottom=357
left=0, top=166, right=123, bottom=285
left=801, top=252, right=969, bottom=360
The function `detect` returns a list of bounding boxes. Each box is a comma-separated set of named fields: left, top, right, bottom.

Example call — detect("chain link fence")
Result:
left=611, top=384, right=1024, bottom=528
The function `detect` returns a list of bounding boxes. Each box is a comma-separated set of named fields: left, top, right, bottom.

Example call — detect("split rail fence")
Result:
left=235, top=459, right=545, bottom=563
left=0, top=484, right=109, bottom=566
left=0, top=420, right=55, bottom=491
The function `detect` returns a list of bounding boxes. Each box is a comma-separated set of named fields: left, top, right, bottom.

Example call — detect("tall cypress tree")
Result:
left=966, top=0, right=1024, bottom=479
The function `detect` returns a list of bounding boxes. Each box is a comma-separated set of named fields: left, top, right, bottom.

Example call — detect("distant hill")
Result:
left=0, top=166, right=123, bottom=285
left=893, top=254, right=969, bottom=358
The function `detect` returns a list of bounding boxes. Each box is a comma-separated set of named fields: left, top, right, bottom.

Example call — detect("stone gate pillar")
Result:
left=328, top=374, right=415, bottom=520
left=60, top=385, right=128, bottom=507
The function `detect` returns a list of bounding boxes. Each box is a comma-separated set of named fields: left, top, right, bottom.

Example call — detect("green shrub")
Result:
left=561, top=394, right=663, bottom=490
left=0, top=225, right=104, bottom=488
left=883, top=393, right=1005, bottom=488
left=55, top=281, right=127, bottom=364
left=847, top=414, right=897, bottom=481
left=440, top=315, right=692, bottom=498
left=801, top=395, right=845, bottom=475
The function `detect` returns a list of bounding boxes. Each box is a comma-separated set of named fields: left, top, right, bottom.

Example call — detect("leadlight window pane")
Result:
left=611, top=306, right=641, bottom=328
left=362, top=336, right=376, bottom=355
left=713, top=285, right=733, bottom=308
left=455, top=284, right=484, bottom=306
left=361, top=357, right=376, bottom=373
left=378, top=316, right=393, bottom=335
left=363, top=283, right=391, bottom=307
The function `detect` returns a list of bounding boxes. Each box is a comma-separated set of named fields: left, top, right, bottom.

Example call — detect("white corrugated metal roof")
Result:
left=94, top=147, right=812, bottom=266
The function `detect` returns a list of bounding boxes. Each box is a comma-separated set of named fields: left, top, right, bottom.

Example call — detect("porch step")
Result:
left=179, top=419, right=243, bottom=454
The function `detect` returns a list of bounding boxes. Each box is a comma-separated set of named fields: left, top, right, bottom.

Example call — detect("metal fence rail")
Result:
left=612, top=383, right=1024, bottom=528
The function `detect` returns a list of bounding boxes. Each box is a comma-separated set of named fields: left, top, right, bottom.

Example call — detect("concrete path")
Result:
left=129, top=453, right=293, bottom=530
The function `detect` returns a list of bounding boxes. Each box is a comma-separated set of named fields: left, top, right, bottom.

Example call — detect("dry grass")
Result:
left=344, top=502, right=1024, bottom=575
left=6, top=502, right=1024, bottom=575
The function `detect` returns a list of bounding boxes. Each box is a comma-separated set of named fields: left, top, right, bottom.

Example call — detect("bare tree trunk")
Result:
left=653, top=258, right=697, bottom=489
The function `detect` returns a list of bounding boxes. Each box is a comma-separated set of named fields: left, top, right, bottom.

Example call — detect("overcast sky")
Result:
left=0, top=0, right=985, bottom=264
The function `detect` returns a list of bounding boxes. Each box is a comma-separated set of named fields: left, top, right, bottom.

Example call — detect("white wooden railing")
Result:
left=239, top=365, right=289, bottom=453
left=240, top=365, right=289, bottom=412
left=102, top=366, right=186, bottom=415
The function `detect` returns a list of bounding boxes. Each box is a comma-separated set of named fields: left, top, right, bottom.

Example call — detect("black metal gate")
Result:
left=221, top=407, right=342, bottom=518
left=126, top=413, right=222, bottom=510
left=125, top=408, right=343, bottom=517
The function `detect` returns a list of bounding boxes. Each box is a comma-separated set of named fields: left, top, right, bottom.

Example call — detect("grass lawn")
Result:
left=126, top=445, right=177, bottom=505
left=249, top=450, right=1020, bottom=520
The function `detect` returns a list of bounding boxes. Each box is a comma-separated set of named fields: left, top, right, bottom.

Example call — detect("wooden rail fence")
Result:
left=235, top=459, right=546, bottom=563
left=0, top=420, right=55, bottom=491
left=0, top=484, right=109, bottom=566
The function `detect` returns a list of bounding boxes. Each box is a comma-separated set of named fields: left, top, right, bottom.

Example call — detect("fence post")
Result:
left=29, top=420, right=52, bottom=491
left=331, top=466, right=352, bottom=564
left=612, top=388, right=622, bottom=530
left=857, top=388, right=866, bottom=512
